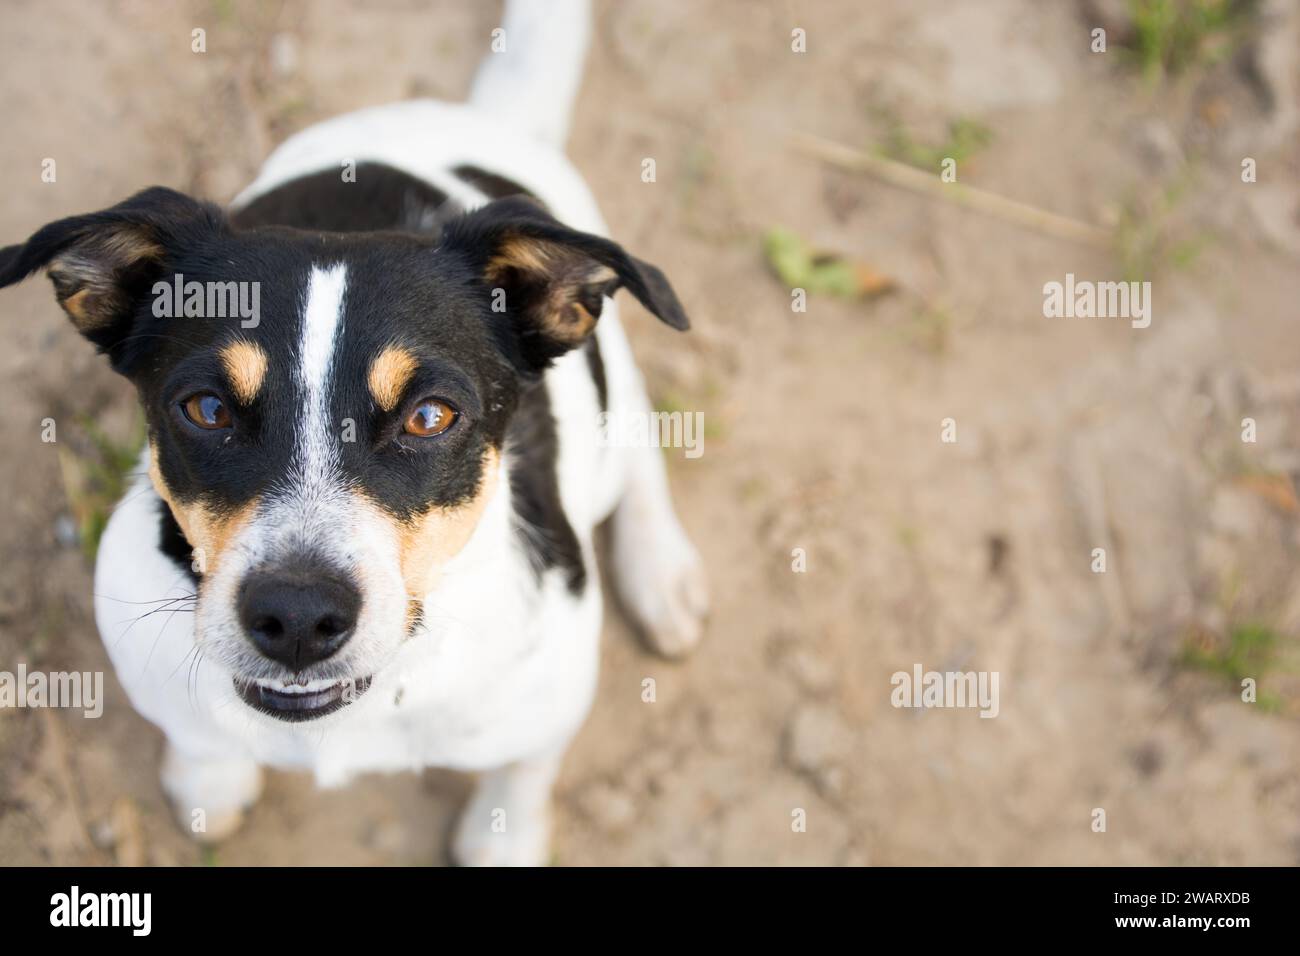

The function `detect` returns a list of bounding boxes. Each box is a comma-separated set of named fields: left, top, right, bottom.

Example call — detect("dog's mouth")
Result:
left=235, top=675, right=372, bottom=722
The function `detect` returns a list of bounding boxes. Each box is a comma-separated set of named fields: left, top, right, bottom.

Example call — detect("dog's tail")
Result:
left=467, top=0, right=592, bottom=149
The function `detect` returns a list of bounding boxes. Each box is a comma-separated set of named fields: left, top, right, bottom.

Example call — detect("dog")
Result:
left=0, top=0, right=706, bottom=866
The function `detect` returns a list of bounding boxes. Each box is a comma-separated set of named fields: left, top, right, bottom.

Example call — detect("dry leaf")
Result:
left=1235, top=473, right=1299, bottom=514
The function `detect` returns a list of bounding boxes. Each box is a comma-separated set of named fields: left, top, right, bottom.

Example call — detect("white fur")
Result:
left=295, top=264, right=347, bottom=478
left=189, top=265, right=412, bottom=691
left=95, top=4, right=704, bottom=866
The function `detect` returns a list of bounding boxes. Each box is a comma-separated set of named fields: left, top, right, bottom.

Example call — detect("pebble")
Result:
left=54, top=515, right=79, bottom=549
left=269, top=33, right=299, bottom=78
left=784, top=704, right=853, bottom=777
left=577, top=781, right=638, bottom=833
left=784, top=648, right=837, bottom=694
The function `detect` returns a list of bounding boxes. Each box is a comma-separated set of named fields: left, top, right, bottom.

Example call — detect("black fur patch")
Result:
left=233, top=163, right=458, bottom=234
left=158, top=498, right=199, bottom=583
left=452, top=164, right=531, bottom=202
left=506, top=379, right=585, bottom=594
left=584, top=336, right=607, bottom=411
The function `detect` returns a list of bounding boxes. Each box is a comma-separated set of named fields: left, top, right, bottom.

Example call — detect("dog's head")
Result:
left=0, top=187, right=687, bottom=720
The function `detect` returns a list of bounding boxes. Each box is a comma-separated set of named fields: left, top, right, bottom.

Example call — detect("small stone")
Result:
left=785, top=649, right=836, bottom=694
left=815, top=765, right=846, bottom=798
left=53, top=515, right=79, bottom=549
left=784, top=704, right=853, bottom=777
left=268, top=33, right=298, bottom=78
left=90, top=818, right=115, bottom=850
left=1131, top=740, right=1163, bottom=777
left=624, top=747, right=676, bottom=794
left=577, top=781, right=637, bottom=833
left=837, top=843, right=870, bottom=867
left=363, top=819, right=408, bottom=855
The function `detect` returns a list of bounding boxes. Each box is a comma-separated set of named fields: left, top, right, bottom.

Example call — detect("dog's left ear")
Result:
left=442, top=197, right=689, bottom=370
left=0, top=187, right=222, bottom=362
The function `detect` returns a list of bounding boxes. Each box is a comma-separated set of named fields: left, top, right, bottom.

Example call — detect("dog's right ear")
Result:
left=0, top=187, right=223, bottom=361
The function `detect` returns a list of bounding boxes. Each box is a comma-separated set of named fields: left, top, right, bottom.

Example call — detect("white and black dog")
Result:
left=0, top=0, right=706, bottom=865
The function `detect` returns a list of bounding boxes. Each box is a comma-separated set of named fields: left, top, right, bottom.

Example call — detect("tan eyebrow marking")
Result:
left=219, top=340, right=269, bottom=405
left=368, top=346, right=419, bottom=412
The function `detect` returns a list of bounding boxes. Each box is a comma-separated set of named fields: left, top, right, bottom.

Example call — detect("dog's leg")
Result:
left=160, top=742, right=263, bottom=844
left=607, top=367, right=709, bottom=658
left=451, top=745, right=567, bottom=866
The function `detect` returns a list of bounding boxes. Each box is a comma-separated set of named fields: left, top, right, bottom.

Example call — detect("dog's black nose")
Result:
left=238, top=569, right=361, bottom=668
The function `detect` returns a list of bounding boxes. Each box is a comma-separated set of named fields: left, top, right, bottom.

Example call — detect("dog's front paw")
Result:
left=452, top=785, right=553, bottom=868
left=649, top=551, right=709, bottom=658
left=160, top=743, right=263, bottom=844
left=616, top=530, right=709, bottom=659
left=451, top=802, right=552, bottom=867
left=451, top=750, right=565, bottom=866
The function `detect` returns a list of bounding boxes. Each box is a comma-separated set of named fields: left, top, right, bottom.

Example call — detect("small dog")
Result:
left=0, top=0, right=706, bottom=865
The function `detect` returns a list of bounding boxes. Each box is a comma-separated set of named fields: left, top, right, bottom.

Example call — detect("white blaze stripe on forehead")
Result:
left=190, top=261, right=409, bottom=681
left=295, top=264, right=348, bottom=482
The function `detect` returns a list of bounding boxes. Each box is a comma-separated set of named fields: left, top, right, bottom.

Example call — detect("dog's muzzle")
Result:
left=233, top=561, right=371, bottom=720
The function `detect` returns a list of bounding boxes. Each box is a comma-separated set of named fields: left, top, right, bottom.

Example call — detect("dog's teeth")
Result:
left=248, top=676, right=348, bottom=691
left=255, top=677, right=343, bottom=693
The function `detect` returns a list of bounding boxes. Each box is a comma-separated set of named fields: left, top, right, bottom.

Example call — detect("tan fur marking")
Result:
left=220, top=341, right=270, bottom=405
left=49, top=227, right=163, bottom=331
left=355, top=448, right=500, bottom=600
left=148, top=443, right=256, bottom=576
left=367, top=346, right=419, bottom=412
left=61, top=289, right=93, bottom=326
left=557, top=301, right=597, bottom=342
left=484, top=236, right=613, bottom=345
left=485, top=236, right=550, bottom=282
left=99, top=230, right=164, bottom=264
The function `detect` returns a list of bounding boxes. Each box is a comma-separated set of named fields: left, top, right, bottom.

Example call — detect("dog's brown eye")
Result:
left=403, top=398, right=456, bottom=437
left=180, top=392, right=231, bottom=430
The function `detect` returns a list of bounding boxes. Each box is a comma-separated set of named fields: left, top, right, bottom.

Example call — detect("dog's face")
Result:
left=0, top=188, right=686, bottom=721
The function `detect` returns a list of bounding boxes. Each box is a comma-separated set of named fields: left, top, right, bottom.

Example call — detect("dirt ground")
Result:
left=2, top=0, right=1299, bottom=866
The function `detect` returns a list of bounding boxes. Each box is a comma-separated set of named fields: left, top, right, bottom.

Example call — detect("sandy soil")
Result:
left=2, top=0, right=1299, bottom=866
